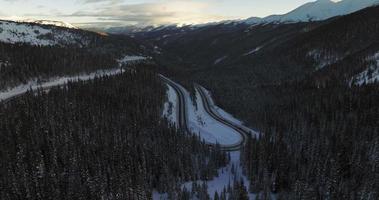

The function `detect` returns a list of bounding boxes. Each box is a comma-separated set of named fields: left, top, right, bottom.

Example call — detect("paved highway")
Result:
left=160, top=75, right=251, bottom=151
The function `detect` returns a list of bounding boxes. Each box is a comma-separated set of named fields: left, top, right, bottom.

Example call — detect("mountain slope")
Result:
left=0, top=20, right=149, bottom=89
left=0, top=20, right=91, bottom=47
left=244, top=0, right=379, bottom=24
left=19, top=19, right=78, bottom=29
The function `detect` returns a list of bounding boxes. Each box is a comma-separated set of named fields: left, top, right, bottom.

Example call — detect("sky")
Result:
left=0, top=0, right=317, bottom=27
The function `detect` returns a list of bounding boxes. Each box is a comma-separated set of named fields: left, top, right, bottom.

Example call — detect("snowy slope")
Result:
left=187, top=89, right=243, bottom=146
left=0, top=20, right=90, bottom=46
left=351, top=52, right=379, bottom=85
left=19, top=19, right=77, bottom=29
left=117, top=55, right=147, bottom=66
left=162, top=84, right=179, bottom=126
left=244, top=0, right=379, bottom=24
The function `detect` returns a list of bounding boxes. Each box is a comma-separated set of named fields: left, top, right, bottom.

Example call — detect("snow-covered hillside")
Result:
left=19, top=19, right=77, bottom=29
left=0, top=20, right=90, bottom=46
left=244, top=0, right=379, bottom=24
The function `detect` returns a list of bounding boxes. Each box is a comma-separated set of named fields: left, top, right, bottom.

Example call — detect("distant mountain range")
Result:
left=243, top=0, right=379, bottom=24
left=107, top=0, right=379, bottom=34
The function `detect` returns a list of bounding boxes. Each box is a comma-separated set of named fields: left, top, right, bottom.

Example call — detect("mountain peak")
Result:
left=18, top=19, right=78, bottom=29
left=242, top=0, right=379, bottom=24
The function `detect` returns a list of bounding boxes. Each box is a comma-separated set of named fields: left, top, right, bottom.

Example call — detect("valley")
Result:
left=0, top=0, right=379, bottom=199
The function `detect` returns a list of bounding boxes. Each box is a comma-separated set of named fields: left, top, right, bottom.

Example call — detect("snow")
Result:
left=162, top=84, right=178, bottom=126
left=214, top=56, right=228, bottom=65
left=242, top=0, right=379, bottom=24
left=0, top=68, right=124, bottom=101
left=351, top=52, right=379, bottom=85
left=19, top=19, right=77, bottom=29
left=152, top=191, right=168, bottom=200
left=307, top=49, right=341, bottom=70
left=117, top=55, right=147, bottom=66
left=187, top=89, right=242, bottom=146
left=243, top=46, right=262, bottom=56
left=161, top=77, right=243, bottom=146
left=0, top=20, right=89, bottom=46
left=182, top=151, right=257, bottom=199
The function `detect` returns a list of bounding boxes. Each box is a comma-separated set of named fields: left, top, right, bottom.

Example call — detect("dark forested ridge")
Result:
left=0, top=42, right=116, bottom=89
left=0, top=20, right=148, bottom=90
left=0, top=67, right=227, bottom=199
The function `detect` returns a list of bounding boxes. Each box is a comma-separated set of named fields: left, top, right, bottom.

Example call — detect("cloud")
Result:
left=67, top=0, right=227, bottom=27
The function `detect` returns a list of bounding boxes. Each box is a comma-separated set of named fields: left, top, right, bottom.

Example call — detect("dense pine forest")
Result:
left=0, top=42, right=116, bottom=89
left=0, top=67, right=227, bottom=199
left=239, top=82, right=379, bottom=199
left=0, top=27, right=146, bottom=90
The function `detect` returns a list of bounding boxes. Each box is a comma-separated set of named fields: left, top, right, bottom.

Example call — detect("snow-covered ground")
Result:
left=182, top=151, right=256, bottom=199
left=19, top=19, right=78, bottom=29
left=160, top=77, right=243, bottom=146
left=0, top=20, right=89, bottom=46
left=351, top=52, right=379, bottom=85
left=307, top=49, right=341, bottom=70
left=117, top=55, right=147, bottom=66
left=243, top=46, right=262, bottom=56
left=153, top=152, right=266, bottom=200
left=188, top=89, right=242, bottom=146
left=0, top=68, right=123, bottom=101
left=162, top=84, right=178, bottom=126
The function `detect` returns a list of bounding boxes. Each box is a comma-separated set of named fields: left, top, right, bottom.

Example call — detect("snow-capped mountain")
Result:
left=19, top=19, right=77, bottom=29
left=244, top=0, right=379, bottom=24
left=106, top=0, right=379, bottom=35
left=0, top=20, right=91, bottom=46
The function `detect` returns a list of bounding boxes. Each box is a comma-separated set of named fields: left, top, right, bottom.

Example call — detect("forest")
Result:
left=0, top=66, right=228, bottom=199
left=240, top=82, right=379, bottom=199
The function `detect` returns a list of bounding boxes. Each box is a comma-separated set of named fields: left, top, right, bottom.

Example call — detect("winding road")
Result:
left=195, top=84, right=250, bottom=151
left=160, top=75, right=252, bottom=151
left=2, top=73, right=252, bottom=152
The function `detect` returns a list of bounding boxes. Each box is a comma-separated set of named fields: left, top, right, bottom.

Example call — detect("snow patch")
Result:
left=152, top=191, right=168, bottom=200
left=187, top=89, right=242, bottom=146
left=182, top=151, right=257, bottom=199
left=214, top=56, right=228, bottom=65
left=307, top=49, right=341, bottom=70
left=351, top=52, right=379, bottom=85
left=243, top=46, right=262, bottom=56
left=162, top=84, right=178, bottom=126
left=118, top=55, right=147, bottom=66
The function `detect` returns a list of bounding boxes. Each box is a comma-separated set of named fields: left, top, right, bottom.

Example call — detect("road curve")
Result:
left=195, top=84, right=250, bottom=151
left=159, top=75, right=189, bottom=133
left=160, top=75, right=251, bottom=151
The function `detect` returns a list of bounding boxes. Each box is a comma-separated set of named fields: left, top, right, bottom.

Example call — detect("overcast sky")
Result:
left=0, top=0, right=316, bottom=27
